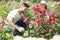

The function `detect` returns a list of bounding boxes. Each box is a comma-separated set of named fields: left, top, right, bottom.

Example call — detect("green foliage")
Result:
left=0, top=31, right=13, bottom=40
left=0, top=1, right=60, bottom=39
left=23, top=1, right=60, bottom=39
left=0, top=1, right=19, bottom=18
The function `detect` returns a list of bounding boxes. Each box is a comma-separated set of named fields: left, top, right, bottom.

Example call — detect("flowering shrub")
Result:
left=0, top=1, right=60, bottom=40
left=23, top=1, right=60, bottom=39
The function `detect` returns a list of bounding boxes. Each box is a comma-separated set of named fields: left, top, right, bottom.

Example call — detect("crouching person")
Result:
left=6, top=3, right=29, bottom=36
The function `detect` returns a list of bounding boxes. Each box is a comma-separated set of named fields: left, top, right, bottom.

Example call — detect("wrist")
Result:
left=14, top=25, right=19, bottom=30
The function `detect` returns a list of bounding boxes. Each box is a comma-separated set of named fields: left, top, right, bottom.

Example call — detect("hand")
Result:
left=17, top=27, right=24, bottom=32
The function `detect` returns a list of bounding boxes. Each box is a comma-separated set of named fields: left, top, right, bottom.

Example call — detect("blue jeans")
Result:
left=13, top=18, right=26, bottom=36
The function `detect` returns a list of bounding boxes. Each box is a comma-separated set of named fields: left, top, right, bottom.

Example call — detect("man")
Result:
left=6, top=3, right=29, bottom=36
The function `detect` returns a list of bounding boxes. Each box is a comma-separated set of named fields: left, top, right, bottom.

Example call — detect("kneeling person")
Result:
left=6, top=3, right=29, bottom=36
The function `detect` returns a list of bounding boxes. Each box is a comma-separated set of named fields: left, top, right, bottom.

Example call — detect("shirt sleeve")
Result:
left=6, top=10, right=17, bottom=20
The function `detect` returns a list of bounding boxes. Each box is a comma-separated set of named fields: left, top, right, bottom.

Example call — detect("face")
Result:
left=23, top=7, right=28, bottom=13
left=19, top=6, right=28, bottom=13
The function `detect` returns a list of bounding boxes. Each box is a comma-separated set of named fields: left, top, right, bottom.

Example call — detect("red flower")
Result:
left=32, top=4, right=39, bottom=9
left=49, top=12, right=54, bottom=16
left=32, top=4, right=40, bottom=12
left=51, top=17, right=55, bottom=20
left=34, top=10, right=38, bottom=15
left=32, top=5, right=38, bottom=10
left=35, top=18, right=41, bottom=23
left=34, top=18, right=42, bottom=25
left=32, top=4, right=40, bottom=15
left=51, top=20, right=55, bottom=24
left=51, top=17, right=55, bottom=24
left=39, top=8, right=46, bottom=14
left=23, top=18, right=28, bottom=24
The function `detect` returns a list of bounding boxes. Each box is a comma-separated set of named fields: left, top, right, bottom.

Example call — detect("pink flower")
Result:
left=51, top=20, right=55, bottom=24
left=49, top=12, right=54, bottom=16
left=35, top=18, right=41, bottom=23
left=51, top=17, right=55, bottom=20
left=32, top=4, right=40, bottom=15
left=32, top=5, right=38, bottom=10
left=34, top=10, right=38, bottom=15
left=34, top=18, right=41, bottom=25
left=32, top=4, right=39, bottom=9
left=32, top=4, right=40, bottom=12
left=23, top=18, right=28, bottom=24
left=34, top=21, right=38, bottom=25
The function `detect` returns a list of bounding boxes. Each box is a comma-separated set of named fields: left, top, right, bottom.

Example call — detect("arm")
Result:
left=7, top=18, right=23, bottom=32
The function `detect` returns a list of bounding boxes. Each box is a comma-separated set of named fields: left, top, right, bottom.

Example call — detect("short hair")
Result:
left=22, top=3, right=29, bottom=8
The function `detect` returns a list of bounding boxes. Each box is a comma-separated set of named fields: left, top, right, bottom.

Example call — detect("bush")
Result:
left=0, top=1, right=60, bottom=39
